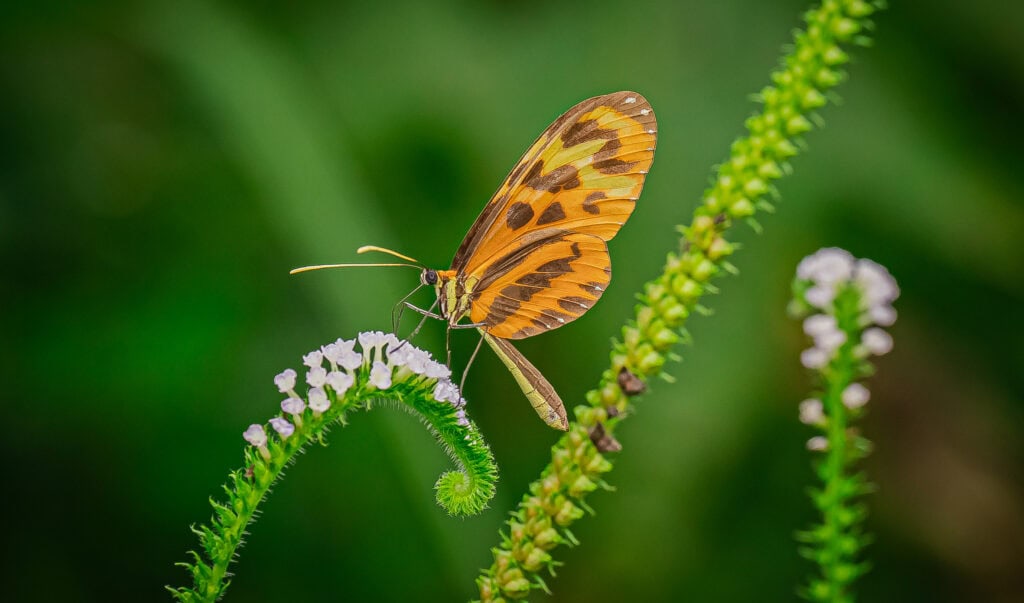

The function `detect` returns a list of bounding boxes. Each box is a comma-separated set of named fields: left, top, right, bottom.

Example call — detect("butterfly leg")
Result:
left=391, top=283, right=424, bottom=334
left=402, top=300, right=443, bottom=321
left=459, top=333, right=486, bottom=395
left=391, top=299, right=440, bottom=354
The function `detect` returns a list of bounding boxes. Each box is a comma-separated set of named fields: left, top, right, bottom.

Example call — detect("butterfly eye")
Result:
left=422, top=269, right=438, bottom=286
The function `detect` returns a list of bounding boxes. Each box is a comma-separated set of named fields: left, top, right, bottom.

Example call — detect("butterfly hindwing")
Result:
left=469, top=231, right=611, bottom=339
left=481, top=331, right=568, bottom=430
left=451, top=91, right=656, bottom=277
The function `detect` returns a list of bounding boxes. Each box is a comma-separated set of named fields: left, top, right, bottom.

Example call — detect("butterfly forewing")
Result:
left=451, top=91, right=657, bottom=279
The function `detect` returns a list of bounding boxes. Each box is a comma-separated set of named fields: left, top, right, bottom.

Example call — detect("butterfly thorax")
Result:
left=422, top=268, right=478, bottom=327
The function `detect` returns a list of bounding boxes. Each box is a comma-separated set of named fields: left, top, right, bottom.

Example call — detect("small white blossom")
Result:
left=338, top=349, right=363, bottom=371
left=321, top=342, right=342, bottom=365
left=403, top=348, right=431, bottom=375
left=303, top=350, right=324, bottom=368
left=386, top=343, right=410, bottom=367
left=455, top=409, right=470, bottom=427
left=358, top=331, right=389, bottom=362
left=806, top=436, right=829, bottom=451
left=243, top=424, right=267, bottom=447
left=326, top=370, right=354, bottom=394
left=308, top=387, right=330, bottom=413
left=862, top=327, right=893, bottom=355
left=369, top=361, right=392, bottom=390
left=274, top=369, right=297, bottom=393
left=797, top=248, right=855, bottom=284
left=269, top=417, right=295, bottom=438
left=805, top=284, right=836, bottom=308
left=799, top=398, right=825, bottom=425
left=281, top=396, right=306, bottom=416
left=800, top=347, right=830, bottom=369
left=433, top=380, right=460, bottom=404
left=424, top=360, right=452, bottom=380
left=814, top=328, right=847, bottom=353
left=803, top=314, right=837, bottom=338
left=868, top=304, right=897, bottom=327
left=842, top=383, right=870, bottom=409
left=306, top=366, right=328, bottom=388
left=855, top=259, right=900, bottom=307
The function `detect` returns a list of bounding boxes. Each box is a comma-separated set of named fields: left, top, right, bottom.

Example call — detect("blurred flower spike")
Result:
left=790, top=247, right=898, bottom=602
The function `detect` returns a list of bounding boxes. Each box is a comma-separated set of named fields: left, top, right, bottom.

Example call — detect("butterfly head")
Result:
left=420, top=268, right=439, bottom=288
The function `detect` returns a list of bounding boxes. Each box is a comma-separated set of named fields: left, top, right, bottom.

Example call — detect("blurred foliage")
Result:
left=2, top=0, right=1022, bottom=601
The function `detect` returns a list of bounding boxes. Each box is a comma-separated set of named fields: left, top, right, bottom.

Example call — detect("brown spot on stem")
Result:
left=589, top=422, right=622, bottom=453
left=617, top=366, right=647, bottom=396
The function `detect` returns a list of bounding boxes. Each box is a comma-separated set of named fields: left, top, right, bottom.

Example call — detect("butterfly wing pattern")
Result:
left=443, top=91, right=657, bottom=429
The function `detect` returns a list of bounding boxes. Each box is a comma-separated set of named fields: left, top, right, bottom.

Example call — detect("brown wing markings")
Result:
left=535, top=201, right=566, bottom=225
left=505, top=202, right=534, bottom=230
left=523, top=160, right=581, bottom=193
left=451, top=92, right=656, bottom=273
left=470, top=233, right=611, bottom=339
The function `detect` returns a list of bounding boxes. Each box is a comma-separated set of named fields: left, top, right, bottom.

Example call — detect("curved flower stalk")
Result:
left=168, top=332, right=497, bottom=603
left=791, top=248, right=898, bottom=602
left=476, top=1, right=886, bottom=600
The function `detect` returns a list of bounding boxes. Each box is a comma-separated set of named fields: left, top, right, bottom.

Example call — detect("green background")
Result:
left=3, top=0, right=1022, bottom=601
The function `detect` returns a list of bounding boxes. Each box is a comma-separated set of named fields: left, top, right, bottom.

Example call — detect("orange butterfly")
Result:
left=294, top=91, right=657, bottom=430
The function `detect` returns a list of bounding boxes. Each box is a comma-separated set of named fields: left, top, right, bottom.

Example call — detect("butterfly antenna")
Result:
left=289, top=262, right=421, bottom=274
left=291, top=245, right=426, bottom=275
left=357, top=245, right=423, bottom=265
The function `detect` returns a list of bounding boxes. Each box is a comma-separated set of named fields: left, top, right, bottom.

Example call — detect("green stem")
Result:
left=477, top=1, right=885, bottom=600
left=169, top=348, right=498, bottom=602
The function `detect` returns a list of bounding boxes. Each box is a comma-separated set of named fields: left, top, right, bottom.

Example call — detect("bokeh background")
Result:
left=3, top=0, right=1022, bottom=601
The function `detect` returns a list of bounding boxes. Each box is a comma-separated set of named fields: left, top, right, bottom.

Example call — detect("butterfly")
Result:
left=294, top=91, right=657, bottom=430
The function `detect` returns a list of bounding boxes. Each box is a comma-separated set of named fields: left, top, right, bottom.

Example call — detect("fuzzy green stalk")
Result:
left=799, top=285, right=875, bottom=602
left=476, top=1, right=886, bottom=600
left=169, top=338, right=498, bottom=602
left=790, top=249, right=895, bottom=602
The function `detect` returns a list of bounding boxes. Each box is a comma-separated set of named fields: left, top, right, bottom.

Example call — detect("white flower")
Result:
left=433, top=380, right=460, bottom=404
left=269, top=417, right=295, bottom=438
left=321, top=342, right=342, bottom=365
left=799, top=398, right=825, bottom=425
left=358, top=331, right=389, bottom=362
left=868, top=304, right=897, bottom=327
left=326, top=370, right=354, bottom=394
left=862, top=327, right=893, bottom=355
left=303, top=350, right=324, bottom=368
left=806, top=436, right=829, bottom=451
left=455, top=409, right=470, bottom=428
left=322, top=338, right=357, bottom=366
left=855, top=259, right=900, bottom=307
left=797, top=248, right=855, bottom=284
left=274, top=369, right=297, bottom=393
left=800, top=347, right=830, bottom=369
left=243, top=424, right=267, bottom=447
left=842, top=383, right=870, bottom=409
left=306, top=366, right=328, bottom=387
left=424, top=360, right=452, bottom=380
left=369, top=361, right=392, bottom=390
left=814, top=328, right=847, bottom=353
left=338, top=349, right=363, bottom=371
left=803, top=314, right=837, bottom=338
left=403, top=348, right=431, bottom=375
left=308, top=387, right=330, bottom=413
left=281, top=397, right=306, bottom=416
left=805, top=284, right=836, bottom=309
